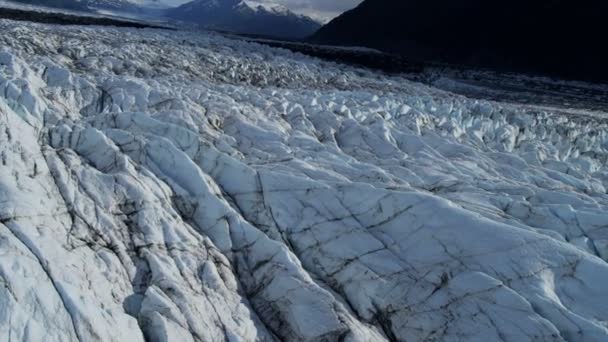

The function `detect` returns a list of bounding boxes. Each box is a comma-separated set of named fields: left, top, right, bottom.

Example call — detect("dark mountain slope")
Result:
left=312, top=0, right=608, bottom=82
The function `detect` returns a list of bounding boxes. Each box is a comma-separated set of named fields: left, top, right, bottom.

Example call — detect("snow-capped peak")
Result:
left=242, top=1, right=286, bottom=13
left=242, top=0, right=307, bottom=18
left=168, top=0, right=321, bottom=38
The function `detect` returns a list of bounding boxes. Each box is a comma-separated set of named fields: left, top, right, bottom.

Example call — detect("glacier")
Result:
left=0, top=19, right=608, bottom=342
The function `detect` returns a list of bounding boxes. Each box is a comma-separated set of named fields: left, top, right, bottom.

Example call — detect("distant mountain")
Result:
left=85, top=0, right=139, bottom=11
left=6, top=0, right=89, bottom=10
left=167, top=0, right=321, bottom=39
left=312, top=0, right=608, bottom=82
left=4, top=0, right=321, bottom=39
left=6, top=0, right=164, bottom=12
left=86, top=0, right=177, bottom=11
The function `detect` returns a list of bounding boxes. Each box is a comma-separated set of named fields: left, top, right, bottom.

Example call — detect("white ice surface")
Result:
left=1, top=19, right=608, bottom=341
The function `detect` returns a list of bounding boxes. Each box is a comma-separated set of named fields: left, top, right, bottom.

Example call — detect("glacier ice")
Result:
left=1, top=19, right=608, bottom=341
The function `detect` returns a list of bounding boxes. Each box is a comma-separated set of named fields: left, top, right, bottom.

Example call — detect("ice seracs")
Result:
left=1, top=19, right=608, bottom=341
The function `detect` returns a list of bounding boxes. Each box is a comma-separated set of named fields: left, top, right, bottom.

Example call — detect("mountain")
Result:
left=6, top=0, right=165, bottom=12
left=312, top=0, right=608, bottom=82
left=86, top=0, right=177, bottom=11
left=5, top=0, right=89, bottom=10
left=167, top=0, right=321, bottom=39
left=4, top=0, right=321, bottom=38
left=85, top=0, right=140, bottom=11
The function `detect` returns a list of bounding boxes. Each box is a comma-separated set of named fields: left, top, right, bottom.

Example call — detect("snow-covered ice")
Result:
left=1, top=19, right=608, bottom=341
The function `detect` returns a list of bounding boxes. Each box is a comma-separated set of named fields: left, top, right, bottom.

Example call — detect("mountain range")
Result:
left=6, top=0, right=321, bottom=38
left=312, top=0, right=608, bottom=82
left=166, top=0, right=321, bottom=39
left=6, top=0, right=89, bottom=10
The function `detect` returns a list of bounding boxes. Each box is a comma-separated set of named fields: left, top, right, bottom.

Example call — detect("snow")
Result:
left=1, top=18, right=608, bottom=341
left=243, top=1, right=301, bottom=17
